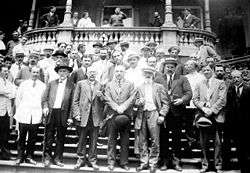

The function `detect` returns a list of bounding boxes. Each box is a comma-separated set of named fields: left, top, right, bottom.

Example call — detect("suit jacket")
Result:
left=196, top=45, right=220, bottom=63
left=225, top=83, right=250, bottom=126
left=157, top=73, right=192, bottom=116
left=183, top=14, right=201, bottom=28
left=134, top=82, right=169, bottom=130
left=193, top=77, right=227, bottom=122
left=70, top=67, right=88, bottom=84
left=104, top=79, right=135, bottom=117
left=40, top=13, right=59, bottom=27
left=42, top=78, right=74, bottom=126
left=71, top=80, right=104, bottom=127
left=14, top=66, right=44, bottom=86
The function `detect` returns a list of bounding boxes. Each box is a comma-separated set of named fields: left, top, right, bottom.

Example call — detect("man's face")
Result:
left=29, top=56, right=38, bottom=66
left=99, top=50, right=107, bottom=60
left=115, top=8, right=120, bottom=14
left=0, top=33, right=5, bottom=40
left=232, top=72, right=243, bottom=86
left=73, top=12, right=78, bottom=18
left=169, top=49, right=179, bottom=57
left=12, top=33, right=19, bottom=40
left=184, top=61, right=195, bottom=73
left=154, top=12, right=159, bottom=17
left=44, top=49, right=53, bottom=58
left=202, top=66, right=213, bottom=79
left=82, top=57, right=91, bottom=67
left=57, top=55, right=68, bottom=63
left=143, top=71, right=153, bottom=79
left=147, top=57, right=157, bottom=68
left=51, top=7, right=56, bottom=13
left=59, top=43, right=67, bottom=51
left=16, top=55, right=24, bottom=64
left=164, top=63, right=176, bottom=75
left=79, top=46, right=86, bottom=53
left=21, top=37, right=28, bottom=45
left=128, top=57, right=138, bottom=68
left=0, top=57, right=4, bottom=66
left=112, top=52, right=122, bottom=65
left=121, top=46, right=127, bottom=52
left=58, top=68, right=69, bottom=80
left=31, top=67, right=40, bottom=80
left=215, top=66, right=225, bottom=80
left=0, top=67, right=9, bottom=79
left=114, top=66, right=125, bottom=80
left=65, top=45, right=72, bottom=54
left=4, top=60, right=12, bottom=69
left=87, top=71, right=97, bottom=81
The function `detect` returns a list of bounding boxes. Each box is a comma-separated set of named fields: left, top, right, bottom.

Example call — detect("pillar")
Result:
left=60, top=0, right=73, bottom=27
left=163, top=0, right=176, bottom=27
left=204, top=0, right=211, bottom=32
left=28, top=0, right=37, bottom=30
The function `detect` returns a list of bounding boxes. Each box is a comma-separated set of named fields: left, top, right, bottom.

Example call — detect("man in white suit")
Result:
left=193, top=63, right=226, bottom=173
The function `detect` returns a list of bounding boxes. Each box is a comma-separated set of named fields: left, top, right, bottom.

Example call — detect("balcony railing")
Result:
left=25, top=27, right=216, bottom=55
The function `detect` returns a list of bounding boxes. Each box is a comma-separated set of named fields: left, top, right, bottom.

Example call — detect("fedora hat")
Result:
left=114, top=115, right=130, bottom=129
left=54, top=61, right=73, bottom=73
left=52, top=50, right=67, bottom=57
left=194, top=112, right=212, bottom=128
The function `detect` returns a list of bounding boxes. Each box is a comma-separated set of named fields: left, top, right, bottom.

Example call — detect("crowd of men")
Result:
left=0, top=30, right=250, bottom=173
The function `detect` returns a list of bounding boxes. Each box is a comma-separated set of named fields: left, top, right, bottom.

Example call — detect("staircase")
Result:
left=1, top=123, right=240, bottom=172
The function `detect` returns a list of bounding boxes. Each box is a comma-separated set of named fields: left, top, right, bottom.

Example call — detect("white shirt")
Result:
left=125, top=66, right=145, bottom=88
left=143, top=80, right=156, bottom=111
left=14, top=79, right=46, bottom=124
left=185, top=71, right=205, bottom=108
left=235, top=83, right=243, bottom=96
left=10, top=63, right=25, bottom=80
left=53, top=79, right=67, bottom=108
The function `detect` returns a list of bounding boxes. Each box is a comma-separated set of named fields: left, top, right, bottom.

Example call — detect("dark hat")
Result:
left=114, top=115, right=130, bottom=129
left=29, top=53, right=40, bottom=59
left=106, top=39, right=118, bottom=46
left=145, top=41, right=158, bottom=48
left=93, top=42, right=103, bottom=48
left=52, top=50, right=67, bottom=57
left=168, top=46, right=180, bottom=54
left=194, top=37, right=204, bottom=44
left=15, top=52, right=25, bottom=57
left=54, top=61, right=73, bottom=73
left=194, top=113, right=212, bottom=128
left=120, top=41, right=129, bottom=47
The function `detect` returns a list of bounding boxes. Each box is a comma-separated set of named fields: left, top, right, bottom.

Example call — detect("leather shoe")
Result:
left=91, top=163, right=99, bottom=170
left=15, top=158, right=23, bottom=165
left=26, top=157, right=37, bottom=165
left=44, top=158, right=51, bottom=167
left=136, top=165, right=148, bottom=172
left=150, top=167, right=157, bottom=173
left=74, top=159, right=85, bottom=169
left=54, top=159, right=64, bottom=167
left=160, top=164, right=168, bottom=171
left=120, top=165, right=129, bottom=171
left=108, top=164, right=114, bottom=171
left=174, top=164, right=183, bottom=172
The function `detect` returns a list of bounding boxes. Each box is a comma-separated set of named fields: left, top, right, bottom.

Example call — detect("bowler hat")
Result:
left=114, top=115, right=130, bottom=129
left=15, top=52, right=25, bottom=57
left=54, top=61, right=73, bottom=73
left=52, top=50, right=67, bottom=57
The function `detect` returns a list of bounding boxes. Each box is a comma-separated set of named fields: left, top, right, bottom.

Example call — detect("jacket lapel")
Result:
left=171, top=74, right=178, bottom=94
left=85, top=80, right=92, bottom=101
left=92, top=81, right=99, bottom=100
left=62, top=79, right=70, bottom=106
left=51, top=79, right=59, bottom=106
left=152, top=83, right=159, bottom=107
left=207, top=78, right=216, bottom=99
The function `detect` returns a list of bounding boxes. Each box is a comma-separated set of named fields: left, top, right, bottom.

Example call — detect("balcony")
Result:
left=25, top=26, right=216, bottom=56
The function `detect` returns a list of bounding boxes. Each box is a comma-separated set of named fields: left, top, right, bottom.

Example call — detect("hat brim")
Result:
left=106, top=41, right=118, bottom=45
left=52, top=53, right=67, bottom=57
left=114, top=115, right=130, bottom=129
left=142, top=69, right=155, bottom=74
left=54, top=66, right=73, bottom=73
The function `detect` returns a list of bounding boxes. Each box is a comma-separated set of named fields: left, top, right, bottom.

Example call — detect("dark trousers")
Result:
left=17, top=123, right=39, bottom=159
left=0, top=113, right=10, bottom=155
left=199, top=121, right=221, bottom=170
left=160, top=115, right=182, bottom=166
left=77, top=114, right=99, bottom=164
left=184, top=108, right=198, bottom=143
left=44, top=109, right=67, bottom=162
left=107, top=115, right=130, bottom=166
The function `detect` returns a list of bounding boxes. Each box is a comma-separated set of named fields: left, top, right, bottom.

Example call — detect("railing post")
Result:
left=28, top=0, right=37, bottom=30
left=204, top=0, right=211, bottom=32
left=57, top=0, right=73, bottom=44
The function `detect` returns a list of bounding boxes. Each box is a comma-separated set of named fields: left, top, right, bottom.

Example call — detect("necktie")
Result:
left=236, top=84, right=242, bottom=98
left=18, top=64, right=21, bottom=70
left=168, top=75, right=172, bottom=91
left=32, top=80, right=36, bottom=88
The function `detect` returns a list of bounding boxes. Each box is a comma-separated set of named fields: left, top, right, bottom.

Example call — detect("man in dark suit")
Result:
left=159, top=58, right=192, bottom=171
left=193, top=63, right=227, bottom=173
left=224, top=70, right=250, bottom=173
left=40, top=6, right=59, bottom=27
left=42, top=61, right=74, bottom=167
left=135, top=66, right=169, bottom=173
left=70, top=55, right=92, bottom=84
left=69, top=66, right=104, bottom=170
left=104, top=65, right=136, bottom=171
left=183, top=8, right=201, bottom=29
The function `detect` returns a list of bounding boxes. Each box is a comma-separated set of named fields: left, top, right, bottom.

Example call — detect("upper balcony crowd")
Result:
left=0, top=5, right=249, bottom=173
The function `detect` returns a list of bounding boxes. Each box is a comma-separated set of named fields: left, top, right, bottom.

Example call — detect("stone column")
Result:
left=58, top=0, right=73, bottom=44
left=204, top=0, right=211, bottom=32
left=60, top=0, right=73, bottom=27
left=163, top=0, right=176, bottom=27
left=28, top=0, right=37, bottom=30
